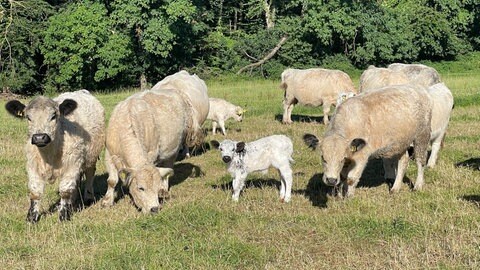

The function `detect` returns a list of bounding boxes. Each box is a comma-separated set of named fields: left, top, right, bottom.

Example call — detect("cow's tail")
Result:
left=303, top=133, right=320, bottom=150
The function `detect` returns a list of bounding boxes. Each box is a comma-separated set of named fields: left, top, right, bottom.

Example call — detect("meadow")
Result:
left=0, top=69, right=479, bottom=269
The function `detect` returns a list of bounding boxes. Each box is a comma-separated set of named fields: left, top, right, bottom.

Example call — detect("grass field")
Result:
left=1, top=71, right=479, bottom=269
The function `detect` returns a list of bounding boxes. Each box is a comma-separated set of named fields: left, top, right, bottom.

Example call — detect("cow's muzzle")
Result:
left=325, top=177, right=338, bottom=186
left=31, top=133, right=51, bottom=147
left=222, top=156, right=232, bottom=163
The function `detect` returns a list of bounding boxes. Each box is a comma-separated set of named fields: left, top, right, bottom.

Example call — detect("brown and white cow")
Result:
left=280, top=68, right=357, bottom=125
left=304, top=84, right=432, bottom=198
left=5, top=90, right=105, bottom=222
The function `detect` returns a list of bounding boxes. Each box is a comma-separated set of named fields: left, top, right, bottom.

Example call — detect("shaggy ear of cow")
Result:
left=350, top=138, right=366, bottom=153
left=5, top=100, right=26, bottom=118
left=236, top=142, right=245, bottom=153
left=210, top=140, right=220, bottom=149
left=303, top=133, right=319, bottom=150
left=119, top=169, right=133, bottom=186
left=59, top=99, right=77, bottom=116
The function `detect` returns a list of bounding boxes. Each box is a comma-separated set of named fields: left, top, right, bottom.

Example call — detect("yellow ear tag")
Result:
left=119, top=170, right=127, bottom=181
left=350, top=145, right=357, bottom=152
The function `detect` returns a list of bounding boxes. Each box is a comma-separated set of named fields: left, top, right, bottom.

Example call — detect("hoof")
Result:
left=26, top=210, right=40, bottom=223
left=59, top=205, right=72, bottom=222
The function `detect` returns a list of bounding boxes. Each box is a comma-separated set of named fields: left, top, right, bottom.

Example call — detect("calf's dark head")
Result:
left=5, top=97, right=77, bottom=147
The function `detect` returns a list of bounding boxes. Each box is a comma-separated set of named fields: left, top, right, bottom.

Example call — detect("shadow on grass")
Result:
left=357, top=158, right=413, bottom=190
left=274, top=114, right=324, bottom=124
left=293, top=173, right=328, bottom=208
left=211, top=178, right=281, bottom=192
left=455, top=158, right=480, bottom=171
left=177, top=141, right=212, bottom=161
left=170, top=163, right=204, bottom=188
left=460, top=195, right=480, bottom=208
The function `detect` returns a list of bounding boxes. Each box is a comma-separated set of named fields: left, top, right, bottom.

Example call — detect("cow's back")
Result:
left=106, top=90, right=187, bottom=169
left=54, top=90, right=105, bottom=168
left=333, top=85, right=432, bottom=157
left=359, top=66, right=410, bottom=92
left=388, top=63, right=441, bottom=87
left=151, top=70, right=209, bottom=125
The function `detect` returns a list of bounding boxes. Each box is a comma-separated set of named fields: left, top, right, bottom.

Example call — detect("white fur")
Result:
left=219, top=135, right=294, bottom=202
left=207, top=98, right=244, bottom=135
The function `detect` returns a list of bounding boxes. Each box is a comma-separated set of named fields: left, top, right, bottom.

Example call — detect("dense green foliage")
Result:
left=1, top=0, right=479, bottom=94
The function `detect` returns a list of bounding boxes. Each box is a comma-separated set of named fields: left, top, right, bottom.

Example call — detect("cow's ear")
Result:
left=210, top=140, right=220, bottom=149
left=350, top=138, right=366, bottom=153
left=119, top=169, right=133, bottom=186
left=59, top=99, right=77, bottom=116
left=5, top=100, right=26, bottom=119
left=236, top=142, right=245, bottom=153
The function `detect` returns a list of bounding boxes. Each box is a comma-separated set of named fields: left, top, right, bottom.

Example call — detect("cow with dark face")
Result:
left=5, top=90, right=105, bottom=223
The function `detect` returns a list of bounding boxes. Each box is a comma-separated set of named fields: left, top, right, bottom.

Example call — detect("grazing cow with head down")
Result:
left=207, top=98, right=244, bottom=135
left=304, top=84, right=432, bottom=197
left=5, top=90, right=105, bottom=222
left=218, top=135, right=294, bottom=202
left=102, top=88, right=197, bottom=213
left=280, top=68, right=357, bottom=125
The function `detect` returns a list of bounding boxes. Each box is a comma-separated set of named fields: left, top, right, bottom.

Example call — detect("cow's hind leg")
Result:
left=413, top=130, right=430, bottom=191
left=322, top=102, right=331, bottom=125
left=427, top=133, right=444, bottom=168
left=278, top=165, right=293, bottom=203
left=82, top=166, right=96, bottom=206
left=212, top=121, right=218, bottom=135
left=389, top=152, right=409, bottom=194
left=282, top=95, right=296, bottom=124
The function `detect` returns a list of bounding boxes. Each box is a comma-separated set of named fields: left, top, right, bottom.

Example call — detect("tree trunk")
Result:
left=140, top=73, right=147, bottom=91
left=264, top=0, right=275, bottom=29
left=237, top=36, right=288, bottom=75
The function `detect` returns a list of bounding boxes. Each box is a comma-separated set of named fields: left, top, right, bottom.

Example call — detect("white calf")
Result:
left=218, top=135, right=294, bottom=202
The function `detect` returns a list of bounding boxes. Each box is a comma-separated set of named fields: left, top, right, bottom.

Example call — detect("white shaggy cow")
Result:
left=207, top=98, right=244, bottom=135
left=387, top=63, right=441, bottom=88
left=5, top=90, right=105, bottom=222
left=304, top=84, right=432, bottom=198
left=426, top=83, right=454, bottom=168
left=151, top=70, right=209, bottom=148
left=280, top=68, right=357, bottom=125
left=218, top=135, right=294, bottom=202
left=103, top=89, right=196, bottom=213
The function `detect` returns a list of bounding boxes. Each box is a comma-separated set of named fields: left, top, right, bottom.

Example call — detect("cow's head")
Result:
left=219, top=140, right=245, bottom=164
left=321, top=134, right=366, bottom=186
left=5, top=97, right=77, bottom=148
left=120, top=165, right=173, bottom=213
left=234, top=106, right=245, bottom=122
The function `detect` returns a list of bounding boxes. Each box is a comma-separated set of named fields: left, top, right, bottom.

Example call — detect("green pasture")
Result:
left=0, top=71, right=479, bottom=269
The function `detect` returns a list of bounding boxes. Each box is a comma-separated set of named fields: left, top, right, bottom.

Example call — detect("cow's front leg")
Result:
left=58, top=171, right=81, bottom=221
left=26, top=170, right=45, bottom=223
left=232, top=172, right=247, bottom=202
left=344, top=156, right=369, bottom=198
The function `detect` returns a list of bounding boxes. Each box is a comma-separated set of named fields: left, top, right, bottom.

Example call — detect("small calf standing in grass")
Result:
left=218, top=135, right=294, bottom=202
left=207, top=98, right=244, bottom=135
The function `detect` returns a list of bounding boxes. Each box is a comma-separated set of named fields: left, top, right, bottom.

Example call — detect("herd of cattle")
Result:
left=5, top=64, right=454, bottom=223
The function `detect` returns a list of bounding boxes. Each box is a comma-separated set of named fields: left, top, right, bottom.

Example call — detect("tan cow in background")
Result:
left=280, top=68, right=357, bottom=125
left=388, top=63, right=441, bottom=88
left=5, top=90, right=105, bottom=222
left=207, top=98, right=244, bottom=135
left=359, top=65, right=410, bottom=92
left=304, top=84, right=432, bottom=198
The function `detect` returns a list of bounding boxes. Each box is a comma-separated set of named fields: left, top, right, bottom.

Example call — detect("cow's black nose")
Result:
left=150, top=207, right=159, bottom=213
left=31, top=133, right=51, bottom=147
left=325, top=177, right=338, bottom=186
left=222, top=156, right=232, bottom=163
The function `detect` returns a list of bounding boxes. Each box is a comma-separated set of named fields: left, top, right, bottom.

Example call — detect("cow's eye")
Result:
left=26, top=115, right=31, bottom=122
left=138, top=186, right=145, bottom=191
left=219, top=148, right=223, bottom=151
left=50, top=113, right=57, bottom=121
left=321, top=155, right=327, bottom=163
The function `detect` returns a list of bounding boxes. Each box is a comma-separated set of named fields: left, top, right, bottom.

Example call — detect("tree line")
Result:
left=1, top=0, right=479, bottom=94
